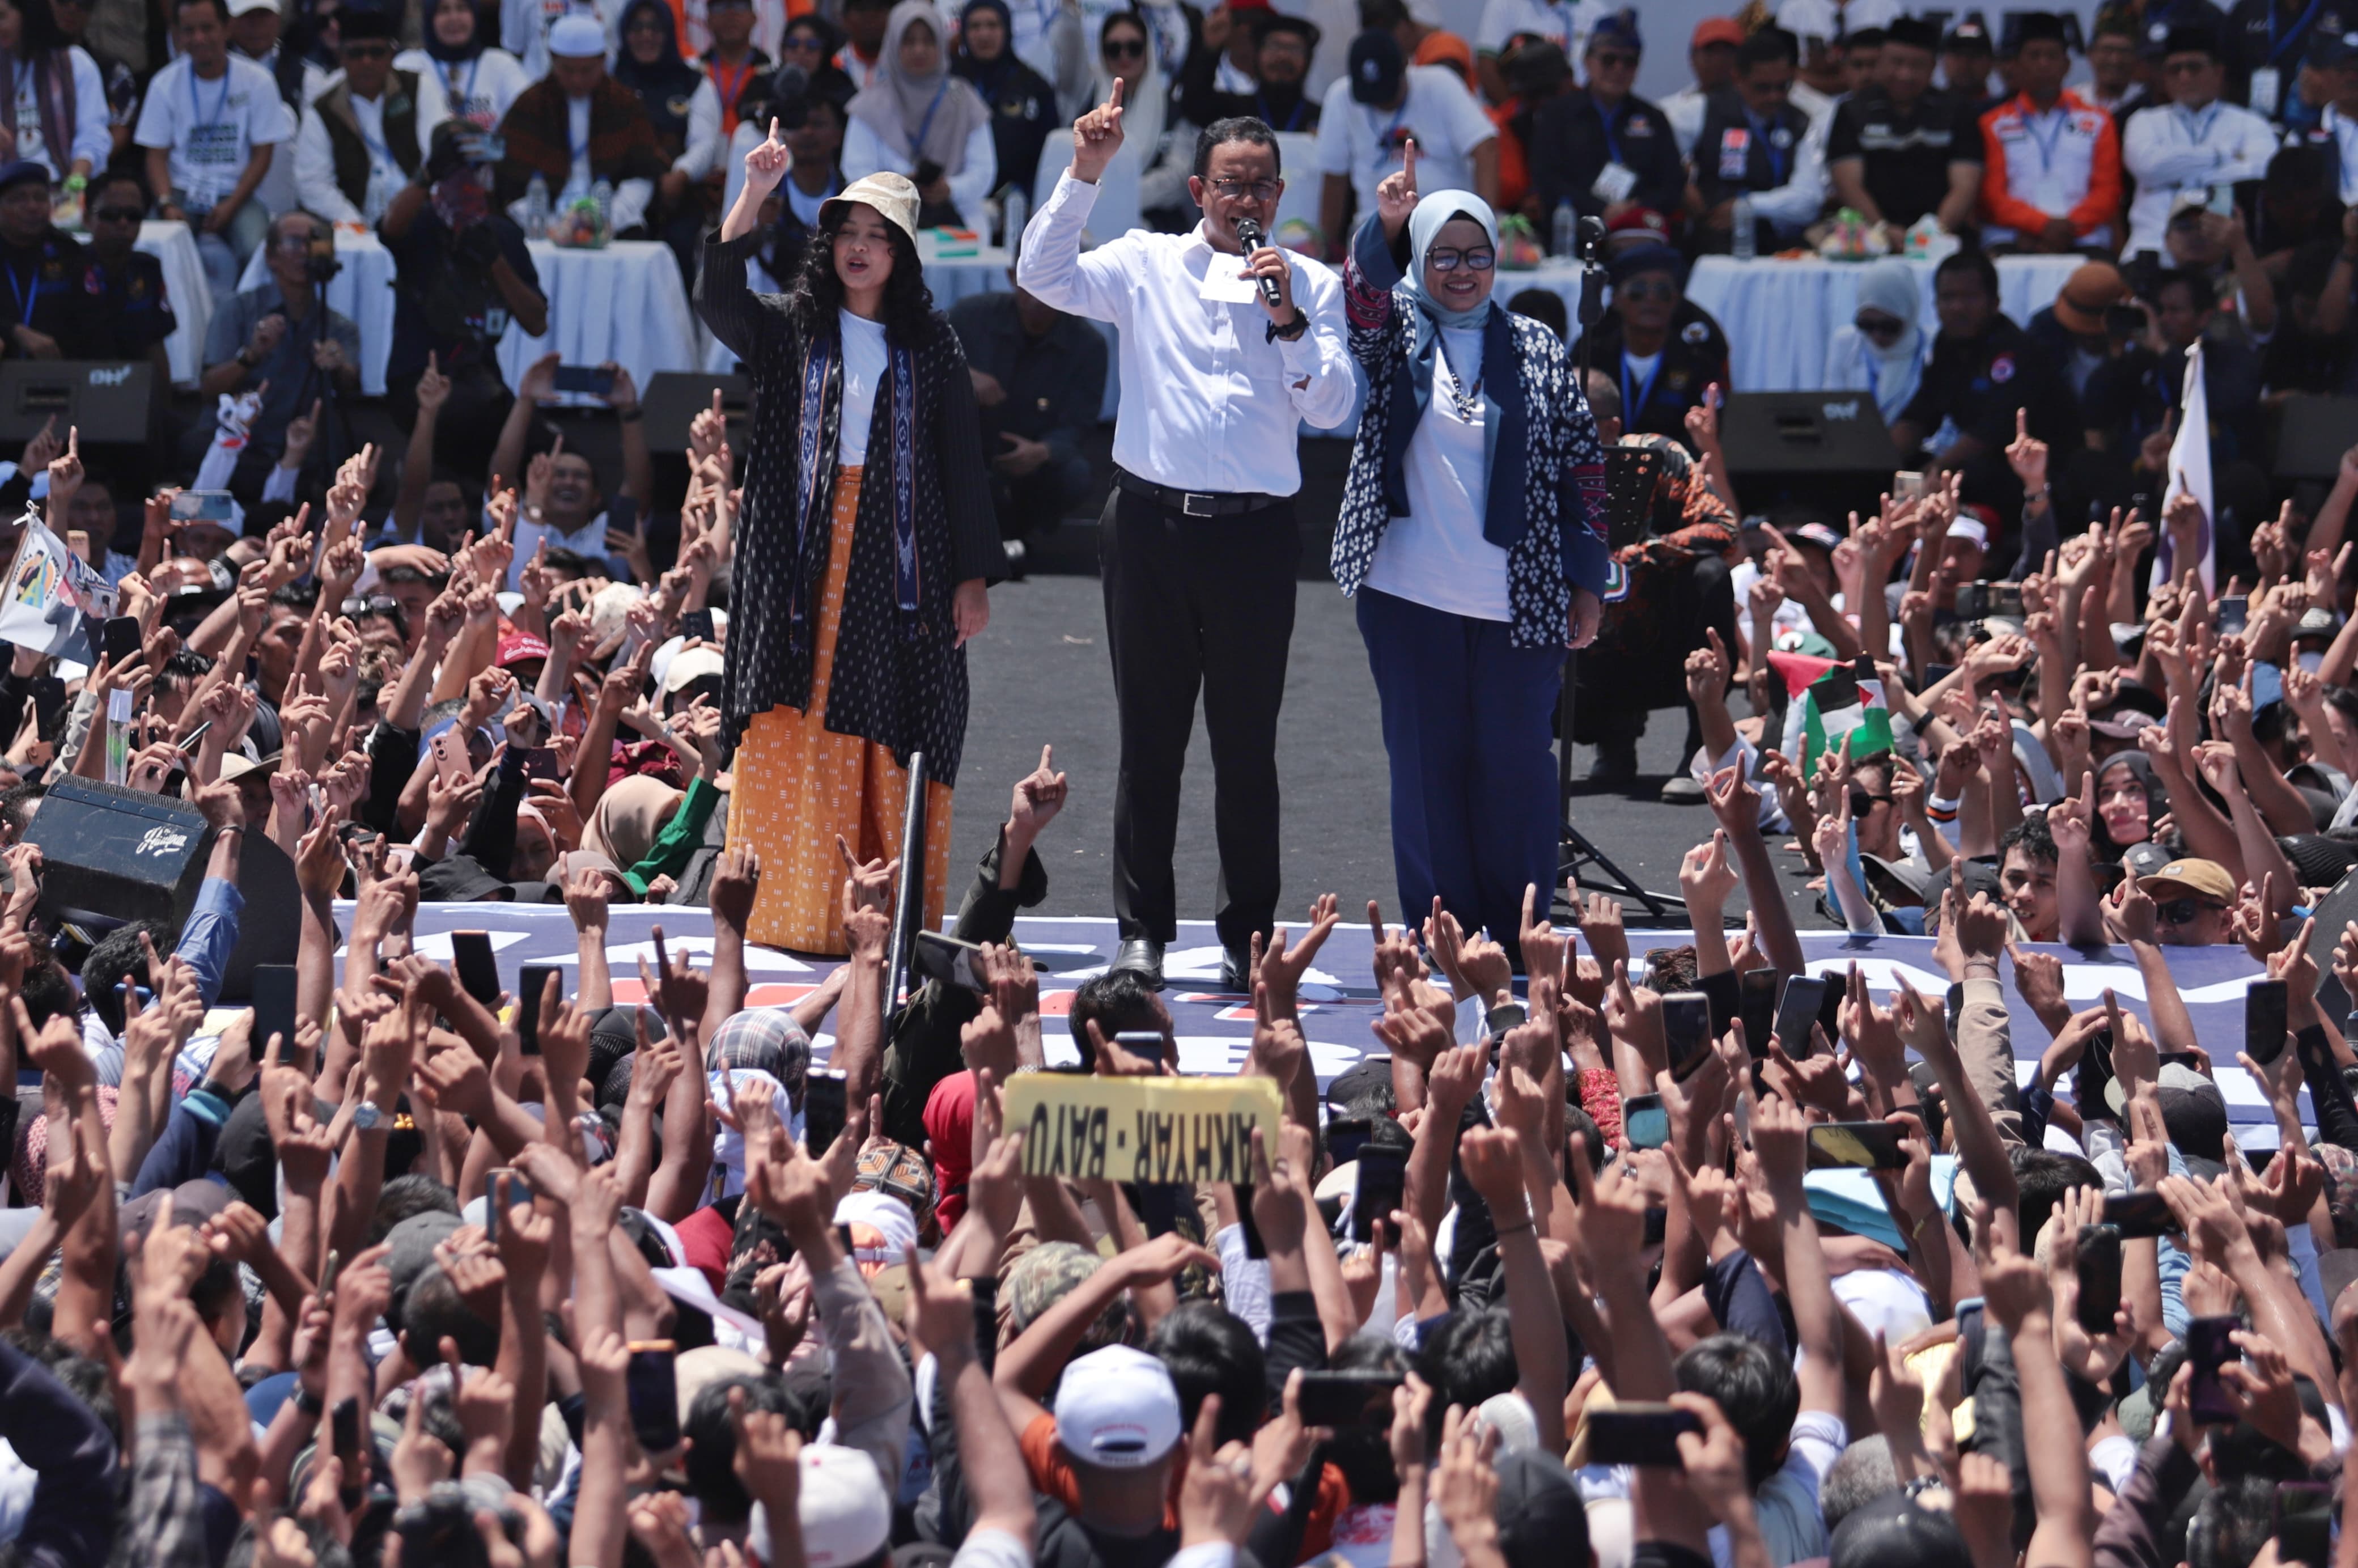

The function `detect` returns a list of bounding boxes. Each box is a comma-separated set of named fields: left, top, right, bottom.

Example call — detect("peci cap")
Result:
left=1691, top=15, right=1744, bottom=47
left=822, top=171, right=921, bottom=244
left=1884, top=16, right=1939, bottom=50
left=548, top=11, right=608, bottom=56
left=1053, top=1344, right=1184, bottom=1468
left=2318, top=28, right=2358, bottom=65
left=338, top=7, right=396, bottom=40
left=1348, top=27, right=1407, bottom=104
left=2136, top=857, right=2236, bottom=903
left=2051, top=260, right=2128, bottom=336
left=2012, top=11, right=2068, bottom=47
left=1943, top=17, right=1992, bottom=52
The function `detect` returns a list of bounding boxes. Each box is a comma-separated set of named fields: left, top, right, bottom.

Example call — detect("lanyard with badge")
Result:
left=2251, top=0, right=2321, bottom=116
left=439, top=57, right=479, bottom=117
left=1745, top=109, right=1787, bottom=184
left=186, top=65, right=234, bottom=201
left=1620, top=350, right=1663, bottom=419
left=5, top=258, right=41, bottom=329
left=711, top=56, right=755, bottom=134
left=1593, top=99, right=1639, bottom=202
left=2021, top=104, right=2068, bottom=177
left=910, top=78, right=949, bottom=155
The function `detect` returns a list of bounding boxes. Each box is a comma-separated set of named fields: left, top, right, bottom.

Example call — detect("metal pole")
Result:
left=884, top=751, right=927, bottom=1019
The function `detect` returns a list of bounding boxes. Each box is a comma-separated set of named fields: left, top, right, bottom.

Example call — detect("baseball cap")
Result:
left=661, top=645, right=724, bottom=697
left=1348, top=28, right=1406, bottom=105
left=1691, top=16, right=1744, bottom=47
left=549, top=12, right=607, bottom=56
left=1787, top=521, right=1844, bottom=554
left=496, top=630, right=551, bottom=668
left=750, top=1443, right=893, bottom=1568
left=227, top=0, right=279, bottom=15
left=1493, top=1449, right=1589, bottom=1568
left=2136, top=857, right=2235, bottom=902
left=1588, top=8, right=1640, bottom=52
left=1605, top=205, right=1670, bottom=241
left=1053, top=1344, right=1184, bottom=1468
left=1945, top=514, right=1989, bottom=549
left=0, top=162, right=47, bottom=199
left=2319, top=28, right=2358, bottom=65
left=2051, top=261, right=2128, bottom=336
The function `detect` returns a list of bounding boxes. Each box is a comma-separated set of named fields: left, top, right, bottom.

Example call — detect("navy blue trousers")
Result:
left=1356, top=586, right=1563, bottom=946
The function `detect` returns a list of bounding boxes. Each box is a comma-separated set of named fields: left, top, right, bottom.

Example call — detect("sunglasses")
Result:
left=2154, top=897, right=2224, bottom=925
left=1427, top=247, right=1495, bottom=271
left=92, top=205, right=142, bottom=223
left=1856, top=314, right=1906, bottom=341
left=1103, top=37, right=1146, bottom=58
left=341, top=594, right=399, bottom=617
left=1618, top=278, right=1677, bottom=300
left=1589, top=50, right=1638, bottom=66
left=1849, top=791, right=1893, bottom=814
left=783, top=32, right=825, bottom=48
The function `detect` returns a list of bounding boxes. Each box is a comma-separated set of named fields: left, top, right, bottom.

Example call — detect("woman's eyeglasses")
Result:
left=1426, top=247, right=1494, bottom=272
left=1102, top=37, right=1146, bottom=59
left=1618, top=278, right=1676, bottom=300
left=1856, top=314, right=1906, bottom=342
left=782, top=32, right=826, bottom=49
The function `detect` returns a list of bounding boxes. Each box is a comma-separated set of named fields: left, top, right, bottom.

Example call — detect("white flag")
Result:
left=0, top=511, right=113, bottom=660
left=2151, top=339, right=2216, bottom=596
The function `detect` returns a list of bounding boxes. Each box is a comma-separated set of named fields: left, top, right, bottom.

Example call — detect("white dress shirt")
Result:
left=293, top=77, right=451, bottom=225
left=1016, top=168, right=1354, bottom=497
left=1367, top=325, right=1510, bottom=621
left=2122, top=98, right=2277, bottom=255
left=1661, top=83, right=1710, bottom=158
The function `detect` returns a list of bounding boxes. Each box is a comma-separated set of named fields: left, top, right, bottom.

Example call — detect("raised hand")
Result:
left=1070, top=78, right=1127, bottom=183
left=742, top=117, right=789, bottom=197
left=1376, top=135, right=1419, bottom=239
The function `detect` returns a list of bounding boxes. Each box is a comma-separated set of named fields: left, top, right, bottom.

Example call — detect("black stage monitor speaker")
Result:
left=27, top=775, right=214, bottom=935
left=2275, top=396, right=2358, bottom=481
left=0, top=361, right=155, bottom=443
left=1719, top=391, right=1896, bottom=477
left=642, top=372, right=750, bottom=453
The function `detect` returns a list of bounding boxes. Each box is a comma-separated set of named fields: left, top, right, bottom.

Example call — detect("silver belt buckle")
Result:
left=1182, top=491, right=1216, bottom=517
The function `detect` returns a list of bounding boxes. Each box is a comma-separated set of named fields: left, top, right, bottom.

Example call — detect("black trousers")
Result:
left=1099, top=482, right=1299, bottom=950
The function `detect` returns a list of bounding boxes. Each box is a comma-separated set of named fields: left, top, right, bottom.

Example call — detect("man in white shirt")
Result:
left=1661, top=15, right=1744, bottom=157
left=490, top=13, right=662, bottom=236
left=2122, top=24, right=2277, bottom=255
left=1473, top=0, right=1609, bottom=103
left=1017, top=99, right=1353, bottom=989
left=1315, top=30, right=1494, bottom=264
left=294, top=9, right=449, bottom=225
left=135, top=0, right=289, bottom=303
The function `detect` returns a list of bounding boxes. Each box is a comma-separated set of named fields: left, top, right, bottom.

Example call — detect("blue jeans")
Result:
left=173, top=188, right=269, bottom=306
left=1356, top=586, right=1563, bottom=948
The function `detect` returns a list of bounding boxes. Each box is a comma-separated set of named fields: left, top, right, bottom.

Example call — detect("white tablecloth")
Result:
left=1497, top=253, right=2086, bottom=393
left=234, top=230, right=701, bottom=399
left=134, top=221, right=211, bottom=388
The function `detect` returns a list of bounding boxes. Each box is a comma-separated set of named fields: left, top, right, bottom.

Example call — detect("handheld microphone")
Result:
left=1235, top=218, right=1284, bottom=308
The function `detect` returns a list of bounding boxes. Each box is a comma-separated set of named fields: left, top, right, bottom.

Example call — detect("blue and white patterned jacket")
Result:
left=1330, top=209, right=1613, bottom=650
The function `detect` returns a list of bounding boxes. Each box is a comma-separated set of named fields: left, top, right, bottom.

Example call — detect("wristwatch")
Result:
left=351, top=1101, right=383, bottom=1131
left=1266, top=307, right=1309, bottom=344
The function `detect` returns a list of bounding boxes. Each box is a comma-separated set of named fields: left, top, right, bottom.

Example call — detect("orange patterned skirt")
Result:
left=727, top=465, right=953, bottom=955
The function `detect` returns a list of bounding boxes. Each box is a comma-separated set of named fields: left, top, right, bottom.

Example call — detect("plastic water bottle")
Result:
left=591, top=178, right=614, bottom=246
left=1551, top=198, right=1577, bottom=259
left=1001, top=187, right=1027, bottom=254
left=1731, top=193, right=1756, bottom=261
left=363, top=163, right=388, bottom=222
left=524, top=172, right=550, bottom=238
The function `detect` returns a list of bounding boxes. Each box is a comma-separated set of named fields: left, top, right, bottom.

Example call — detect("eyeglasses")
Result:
left=1848, top=790, right=1893, bottom=815
left=1618, top=277, right=1677, bottom=300
left=2154, top=897, right=2224, bottom=925
left=782, top=32, right=825, bottom=48
left=1208, top=177, right=1279, bottom=200
left=1427, top=247, right=1495, bottom=271
left=1856, top=313, right=1906, bottom=341
left=1102, top=37, right=1146, bottom=58
left=270, top=231, right=316, bottom=251
left=341, top=594, right=398, bottom=617
left=92, top=206, right=142, bottom=223
left=1589, top=50, right=1638, bottom=66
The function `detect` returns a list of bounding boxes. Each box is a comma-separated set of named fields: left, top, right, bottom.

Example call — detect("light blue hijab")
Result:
left=1386, top=191, right=1529, bottom=549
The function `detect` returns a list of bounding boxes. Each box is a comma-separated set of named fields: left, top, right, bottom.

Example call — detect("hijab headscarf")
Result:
left=613, top=0, right=703, bottom=96
left=952, top=0, right=1016, bottom=93
left=584, top=775, right=684, bottom=868
left=423, top=0, right=488, bottom=61
left=2096, top=750, right=2168, bottom=854
left=848, top=0, right=991, bottom=172
left=1088, top=12, right=1166, bottom=159
left=0, top=0, right=77, bottom=182
left=1842, top=257, right=1924, bottom=422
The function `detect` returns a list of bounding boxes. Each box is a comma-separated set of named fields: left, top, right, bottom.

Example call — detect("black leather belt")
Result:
left=1114, top=467, right=1283, bottom=517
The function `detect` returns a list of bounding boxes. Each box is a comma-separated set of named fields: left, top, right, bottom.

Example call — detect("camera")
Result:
left=1954, top=580, right=2026, bottom=620
left=305, top=229, right=341, bottom=284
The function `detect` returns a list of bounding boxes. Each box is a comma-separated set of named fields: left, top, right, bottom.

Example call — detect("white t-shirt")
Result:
left=838, top=308, right=889, bottom=464
left=1367, top=325, right=1510, bottom=621
left=133, top=53, right=290, bottom=207
left=12, top=47, right=108, bottom=179
left=1314, top=65, right=1495, bottom=215
left=395, top=47, right=534, bottom=131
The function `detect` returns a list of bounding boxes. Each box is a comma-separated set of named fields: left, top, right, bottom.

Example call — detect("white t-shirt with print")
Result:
left=1314, top=64, right=1496, bottom=216
left=133, top=53, right=290, bottom=207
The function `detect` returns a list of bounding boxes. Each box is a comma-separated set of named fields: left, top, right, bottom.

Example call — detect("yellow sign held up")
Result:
left=1004, top=1073, right=1283, bottom=1185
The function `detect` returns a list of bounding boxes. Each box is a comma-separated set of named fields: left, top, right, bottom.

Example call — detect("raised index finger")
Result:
left=1107, top=76, right=1125, bottom=111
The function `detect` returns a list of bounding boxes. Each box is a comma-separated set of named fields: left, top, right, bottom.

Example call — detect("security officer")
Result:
left=1526, top=10, right=1684, bottom=235
left=1583, top=242, right=1731, bottom=446
left=1892, top=247, right=2076, bottom=523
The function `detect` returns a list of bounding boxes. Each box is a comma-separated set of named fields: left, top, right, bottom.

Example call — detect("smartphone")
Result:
left=2103, top=300, right=2147, bottom=340
left=2276, top=1482, right=2335, bottom=1568
left=99, top=615, right=140, bottom=666
left=168, top=489, right=235, bottom=523
left=252, top=963, right=298, bottom=1061
left=803, top=1070, right=847, bottom=1154
left=2215, top=594, right=2250, bottom=636
left=1352, top=1144, right=1407, bottom=1244
left=1954, top=580, right=2028, bottom=620
left=1805, top=1121, right=1909, bottom=1170
left=2186, top=1314, right=2241, bottom=1425
left=1586, top=1402, right=1705, bottom=1468
left=319, top=1247, right=343, bottom=1298
left=429, top=725, right=473, bottom=787
left=2076, top=1223, right=2123, bottom=1334
left=2246, top=978, right=2290, bottom=1067
left=1622, top=1094, right=1669, bottom=1151
left=450, top=930, right=501, bottom=1008
left=835, top=1222, right=855, bottom=1258
left=912, top=929, right=987, bottom=993
left=330, top=1395, right=362, bottom=1498
left=2208, top=183, right=2237, bottom=217
left=1295, top=1369, right=1407, bottom=1427
left=1737, top=968, right=1777, bottom=1060
left=1326, top=1116, right=1375, bottom=1169
left=1662, top=993, right=1713, bottom=1080
left=1772, top=975, right=1827, bottom=1056
left=2103, top=1188, right=2175, bottom=1239
left=1892, top=470, right=1926, bottom=499
left=464, top=132, right=504, bottom=163
left=680, top=608, right=716, bottom=643
left=518, top=746, right=560, bottom=783
left=1236, top=1188, right=1266, bottom=1260
left=625, top=1340, right=681, bottom=1453
left=515, top=963, right=561, bottom=1055
left=483, top=1168, right=523, bottom=1242
left=552, top=365, right=617, bottom=398
left=28, top=673, right=63, bottom=740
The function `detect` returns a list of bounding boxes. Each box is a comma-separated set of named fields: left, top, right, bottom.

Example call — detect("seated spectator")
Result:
left=2025, top=258, right=2133, bottom=401
left=381, top=121, right=548, bottom=468
left=1892, top=248, right=2072, bottom=518
left=1840, top=25, right=1882, bottom=92
left=0, top=160, right=99, bottom=361
left=2122, top=25, right=2275, bottom=258
left=2250, top=141, right=2340, bottom=261
left=494, top=12, right=668, bottom=239
left=843, top=0, right=996, bottom=229
left=1585, top=241, right=1728, bottom=443
left=1772, top=0, right=1850, bottom=122
left=1, top=0, right=109, bottom=183
left=73, top=169, right=177, bottom=376
left=294, top=8, right=449, bottom=226
left=719, top=87, right=848, bottom=290
left=1363, top=0, right=1473, bottom=82
left=1661, top=15, right=1742, bottom=158
left=1487, top=38, right=1572, bottom=217
left=1472, top=0, right=1572, bottom=101
left=195, top=207, right=360, bottom=501
left=835, top=0, right=892, bottom=87
left=2088, top=266, right=2266, bottom=466
left=1823, top=255, right=1924, bottom=422
left=396, top=0, right=532, bottom=132
left=1071, top=10, right=1196, bottom=233
left=2161, top=194, right=2279, bottom=336
left=1690, top=26, right=1827, bottom=254
left=777, top=10, right=858, bottom=107
left=1941, top=14, right=1997, bottom=108
left=487, top=351, right=652, bottom=584
left=960, top=0, right=1061, bottom=207
left=2230, top=0, right=2333, bottom=123
left=135, top=0, right=288, bottom=304
left=614, top=0, right=706, bottom=176
left=50, top=0, right=138, bottom=169
left=2310, top=29, right=2358, bottom=203
left=1825, top=16, right=1982, bottom=243
left=1975, top=12, right=2122, bottom=252
left=656, top=0, right=774, bottom=272
left=1318, top=29, right=1496, bottom=258
left=1178, top=7, right=1320, bottom=137
left=2085, top=6, right=2150, bottom=116
left=1526, top=11, right=1682, bottom=244
left=695, top=0, right=773, bottom=145
left=947, top=273, right=1106, bottom=562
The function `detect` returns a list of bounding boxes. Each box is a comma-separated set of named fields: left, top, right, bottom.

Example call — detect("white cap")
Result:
left=708, top=1067, right=789, bottom=1200
left=1945, top=515, right=1989, bottom=549
left=226, top=0, right=278, bottom=17
left=549, top=12, right=607, bottom=58
left=1053, top=1345, right=1182, bottom=1469
left=749, top=1444, right=893, bottom=1568
left=832, top=1189, right=917, bottom=1269
left=661, top=645, right=726, bottom=697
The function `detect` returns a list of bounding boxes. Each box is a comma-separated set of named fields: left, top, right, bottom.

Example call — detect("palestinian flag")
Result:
left=1770, top=652, right=1893, bottom=776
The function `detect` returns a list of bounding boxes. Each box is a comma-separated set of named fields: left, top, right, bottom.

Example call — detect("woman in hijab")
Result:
left=2095, top=749, right=2167, bottom=858
left=952, top=0, right=1054, bottom=211
left=842, top=0, right=995, bottom=228
left=1827, top=257, right=1926, bottom=424
left=1330, top=144, right=1610, bottom=953
left=396, top=0, right=529, bottom=130
left=0, top=0, right=106, bottom=182
left=613, top=0, right=707, bottom=164
left=1080, top=7, right=1194, bottom=230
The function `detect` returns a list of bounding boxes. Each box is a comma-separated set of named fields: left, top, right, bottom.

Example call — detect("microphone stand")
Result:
left=1555, top=215, right=1685, bottom=926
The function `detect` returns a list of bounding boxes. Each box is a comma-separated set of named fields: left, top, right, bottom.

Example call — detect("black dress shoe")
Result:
left=1112, top=937, right=1165, bottom=988
left=1221, top=943, right=1253, bottom=992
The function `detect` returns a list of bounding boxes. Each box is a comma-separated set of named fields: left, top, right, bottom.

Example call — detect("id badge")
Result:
left=2251, top=66, right=2281, bottom=117
left=1718, top=126, right=1750, bottom=180
left=1592, top=161, right=1639, bottom=202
